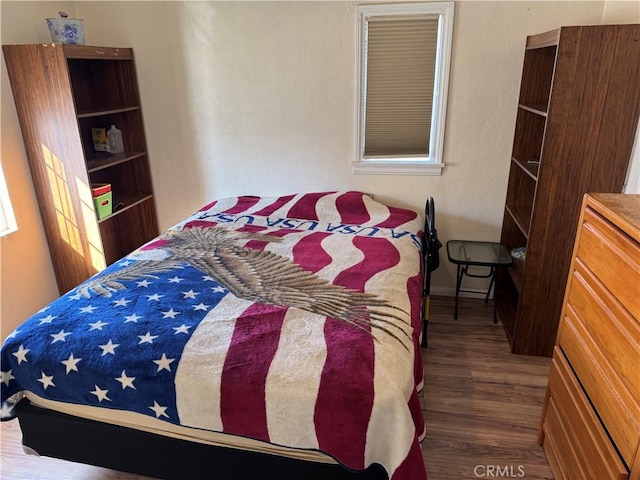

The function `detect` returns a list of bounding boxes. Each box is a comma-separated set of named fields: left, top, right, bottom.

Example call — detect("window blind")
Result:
left=364, top=16, right=439, bottom=158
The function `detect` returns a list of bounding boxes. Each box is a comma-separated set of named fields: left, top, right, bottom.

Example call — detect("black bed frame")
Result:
left=16, top=399, right=387, bottom=479
left=12, top=197, right=441, bottom=479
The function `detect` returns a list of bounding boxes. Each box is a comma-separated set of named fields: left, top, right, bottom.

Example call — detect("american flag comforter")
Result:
left=1, top=191, right=427, bottom=479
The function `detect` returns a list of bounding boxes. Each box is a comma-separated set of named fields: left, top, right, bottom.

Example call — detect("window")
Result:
left=0, top=164, right=17, bottom=237
left=354, top=2, right=454, bottom=175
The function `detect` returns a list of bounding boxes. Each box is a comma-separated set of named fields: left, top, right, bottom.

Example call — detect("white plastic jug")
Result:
left=107, top=125, right=124, bottom=154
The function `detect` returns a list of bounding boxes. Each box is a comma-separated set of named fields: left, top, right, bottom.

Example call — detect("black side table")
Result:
left=446, top=240, right=513, bottom=323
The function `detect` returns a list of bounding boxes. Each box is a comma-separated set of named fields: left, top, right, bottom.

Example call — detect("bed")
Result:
left=1, top=191, right=436, bottom=480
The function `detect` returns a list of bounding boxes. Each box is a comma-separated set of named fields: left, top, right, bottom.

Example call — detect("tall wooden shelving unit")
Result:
left=497, top=25, right=640, bottom=357
left=3, top=44, right=159, bottom=294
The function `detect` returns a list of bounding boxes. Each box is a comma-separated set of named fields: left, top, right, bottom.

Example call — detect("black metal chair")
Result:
left=421, top=197, right=442, bottom=348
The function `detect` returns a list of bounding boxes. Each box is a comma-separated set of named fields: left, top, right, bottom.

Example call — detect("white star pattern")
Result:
left=61, top=353, right=82, bottom=373
left=37, top=371, right=55, bottom=389
left=118, top=260, right=134, bottom=267
left=161, top=309, right=180, bottom=319
left=37, top=305, right=51, bottom=313
left=211, top=286, right=226, bottom=293
left=68, top=293, right=82, bottom=301
left=0, top=402, right=15, bottom=418
left=153, top=354, right=175, bottom=372
left=50, top=330, right=72, bottom=343
left=99, top=340, right=120, bottom=356
left=12, top=345, right=29, bottom=364
left=138, top=332, right=159, bottom=344
left=38, top=314, right=57, bottom=325
left=1, top=370, right=15, bottom=386
left=173, top=324, right=191, bottom=335
left=115, top=370, right=136, bottom=390
left=88, top=320, right=108, bottom=331
left=149, top=401, right=169, bottom=418
left=5, top=329, right=20, bottom=340
left=124, top=313, right=142, bottom=323
left=90, top=385, right=111, bottom=402
left=202, top=275, right=215, bottom=282
left=1, top=254, right=232, bottom=426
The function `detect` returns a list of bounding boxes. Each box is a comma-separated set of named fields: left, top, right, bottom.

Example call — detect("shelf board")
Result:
left=513, top=156, right=539, bottom=180
left=98, top=193, right=154, bottom=223
left=87, top=152, right=146, bottom=172
left=518, top=103, right=548, bottom=117
left=526, top=29, right=560, bottom=49
left=505, top=204, right=531, bottom=239
left=77, top=106, right=140, bottom=119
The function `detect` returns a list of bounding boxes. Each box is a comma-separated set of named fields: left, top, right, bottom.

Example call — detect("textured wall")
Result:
left=78, top=1, right=605, bottom=295
left=2, top=1, right=614, bottom=338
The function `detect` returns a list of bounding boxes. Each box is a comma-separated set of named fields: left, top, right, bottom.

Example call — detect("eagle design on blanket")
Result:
left=76, top=227, right=411, bottom=345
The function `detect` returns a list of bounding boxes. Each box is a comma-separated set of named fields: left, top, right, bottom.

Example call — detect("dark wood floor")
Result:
left=0, top=296, right=553, bottom=479
left=422, top=296, right=553, bottom=479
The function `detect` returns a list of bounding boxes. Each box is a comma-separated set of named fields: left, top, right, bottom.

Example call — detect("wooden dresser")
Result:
left=539, top=193, right=640, bottom=479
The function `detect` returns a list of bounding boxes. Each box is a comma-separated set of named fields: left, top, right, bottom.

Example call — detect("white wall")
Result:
left=1, top=1, right=614, bottom=337
left=77, top=1, right=605, bottom=294
left=601, top=0, right=640, bottom=23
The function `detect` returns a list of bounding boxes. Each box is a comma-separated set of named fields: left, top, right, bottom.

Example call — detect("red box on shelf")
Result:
left=91, top=183, right=111, bottom=197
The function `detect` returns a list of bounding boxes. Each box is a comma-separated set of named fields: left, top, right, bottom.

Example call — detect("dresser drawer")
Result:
left=577, top=208, right=640, bottom=319
left=559, top=305, right=640, bottom=465
left=542, top=349, right=628, bottom=480
left=565, top=260, right=640, bottom=399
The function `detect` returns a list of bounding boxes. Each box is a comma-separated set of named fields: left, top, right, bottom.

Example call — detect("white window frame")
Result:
left=0, top=163, right=17, bottom=237
left=354, top=2, right=454, bottom=175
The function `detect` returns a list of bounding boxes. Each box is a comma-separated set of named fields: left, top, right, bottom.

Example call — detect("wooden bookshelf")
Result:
left=497, top=25, right=640, bottom=356
left=3, top=43, right=159, bottom=294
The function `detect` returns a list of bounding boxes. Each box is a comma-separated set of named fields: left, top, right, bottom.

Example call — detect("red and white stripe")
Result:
left=174, top=192, right=426, bottom=479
